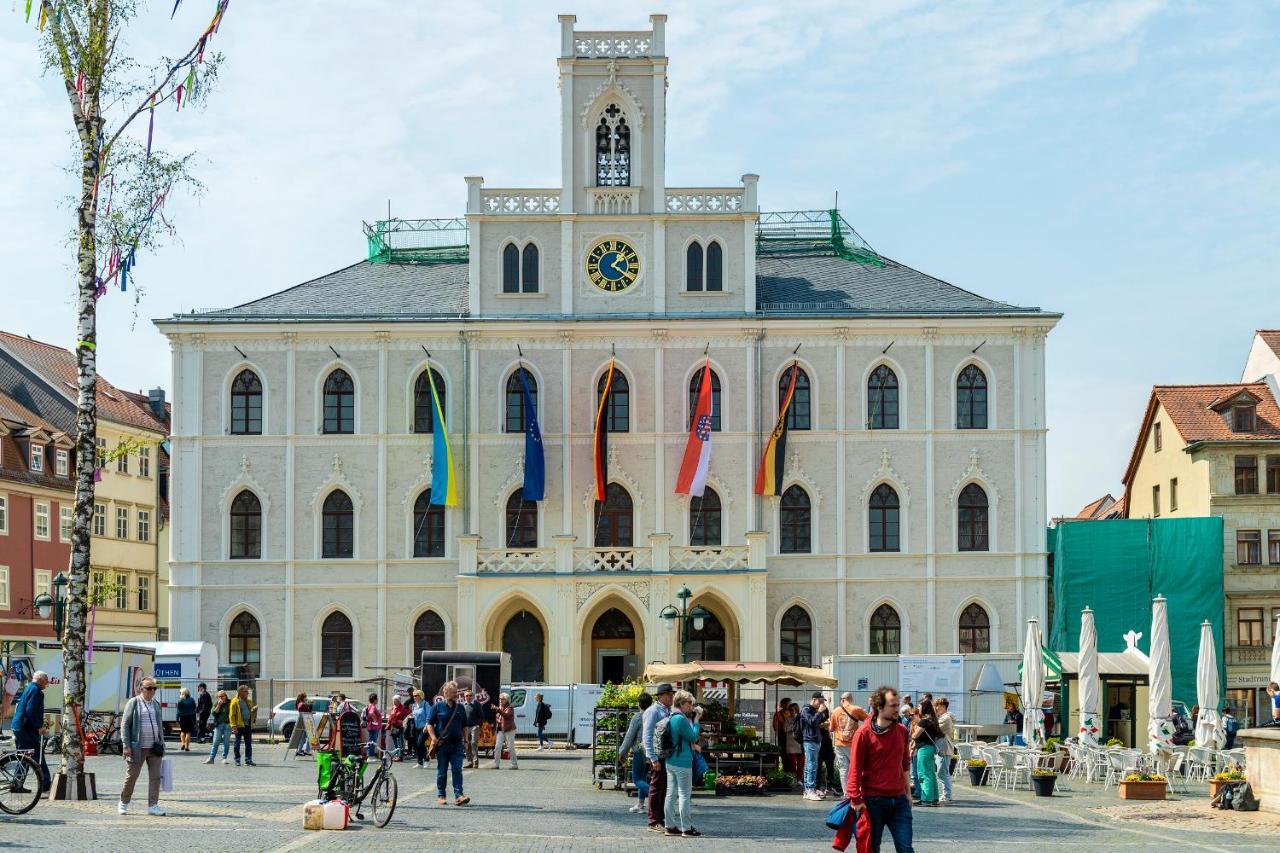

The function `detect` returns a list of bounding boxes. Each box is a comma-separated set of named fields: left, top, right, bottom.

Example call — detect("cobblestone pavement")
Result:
left=0, top=743, right=1263, bottom=851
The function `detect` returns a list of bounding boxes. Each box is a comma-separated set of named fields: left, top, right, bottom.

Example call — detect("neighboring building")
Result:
left=122, top=389, right=172, bottom=640
left=0, top=391, right=74, bottom=642
left=1242, top=330, right=1280, bottom=399
left=155, top=14, right=1059, bottom=684
left=0, top=332, right=169, bottom=642
left=1121, top=376, right=1280, bottom=724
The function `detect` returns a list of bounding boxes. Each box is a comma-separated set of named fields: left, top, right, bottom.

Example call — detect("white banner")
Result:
left=897, top=656, right=965, bottom=722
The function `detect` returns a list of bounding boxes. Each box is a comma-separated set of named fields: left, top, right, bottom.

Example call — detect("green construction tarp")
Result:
left=1048, top=517, right=1225, bottom=708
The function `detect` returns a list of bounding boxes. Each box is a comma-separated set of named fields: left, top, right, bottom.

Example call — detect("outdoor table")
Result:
left=953, top=724, right=982, bottom=743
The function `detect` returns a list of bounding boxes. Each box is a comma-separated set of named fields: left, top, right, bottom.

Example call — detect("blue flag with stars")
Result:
left=519, top=366, right=545, bottom=501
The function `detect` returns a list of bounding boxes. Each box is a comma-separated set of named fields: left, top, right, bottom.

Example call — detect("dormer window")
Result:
left=56, top=449, right=69, bottom=477
left=31, top=445, right=43, bottom=472
left=1233, top=402, right=1257, bottom=433
left=595, top=103, right=630, bottom=187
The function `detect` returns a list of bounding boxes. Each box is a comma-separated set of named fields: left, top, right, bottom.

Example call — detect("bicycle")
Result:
left=83, top=711, right=123, bottom=755
left=0, top=747, right=43, bottom=815
left=322, top=743, right=398, bottom=827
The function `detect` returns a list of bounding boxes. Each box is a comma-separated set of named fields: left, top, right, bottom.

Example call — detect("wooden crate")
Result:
left=1118, top=780, right=1166, bottom=800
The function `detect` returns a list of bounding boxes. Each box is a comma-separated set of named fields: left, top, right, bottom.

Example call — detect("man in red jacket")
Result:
left=841, top=686, right=913, bottom=852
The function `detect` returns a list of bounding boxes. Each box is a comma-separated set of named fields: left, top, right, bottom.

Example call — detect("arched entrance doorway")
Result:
left=591, top=607, right=636, bottom=684
left=503, top=611, right=545, bottom=682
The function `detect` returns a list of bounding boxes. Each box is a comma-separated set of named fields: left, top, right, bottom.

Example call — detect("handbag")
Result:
left=427, top=703, right=460, bottom=760
left=160, top=757, right=174, bottom=792
left=825, top=796, right=852, bottom=830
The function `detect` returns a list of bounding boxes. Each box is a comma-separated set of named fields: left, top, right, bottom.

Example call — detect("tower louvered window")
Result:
left=595, top=103, right=631, bottom=187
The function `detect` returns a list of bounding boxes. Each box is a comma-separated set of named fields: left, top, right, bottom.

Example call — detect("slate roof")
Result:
left=176, top=252, right=1048, bottom=321
left=0, top=388, right=75, bottom=494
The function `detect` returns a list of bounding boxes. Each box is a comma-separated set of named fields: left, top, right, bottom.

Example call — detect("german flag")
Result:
left=593, top=359, right=616, bottom=501
left=755, top=362, right=798, bottom=496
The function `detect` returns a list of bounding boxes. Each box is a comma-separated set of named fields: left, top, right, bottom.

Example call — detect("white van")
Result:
left=503, top=684, right=604, bottom=746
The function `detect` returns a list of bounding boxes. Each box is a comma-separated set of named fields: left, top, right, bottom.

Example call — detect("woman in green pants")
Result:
left=912, top=698, right=945, bottom=805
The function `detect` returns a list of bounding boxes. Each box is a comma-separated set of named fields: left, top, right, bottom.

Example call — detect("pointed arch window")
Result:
left=505, top=491, right=538, bottom=549
left=685, top=608, right=726, bottom=661
left=598, top=369, right=629, bottom=433
left=229, top=490, right=262, bottom=560
left=593, top=482, right=633, bottom=548
left=502, top=242, right=539, bottom=294
left=869, top=484, right=900, bottom=553
left=321, top=611, right=353, bottom=677
left=413, top=368, right=446, bottom=434
left=689, top=488, right=722, bottom=547
left=322, top=369, right=355, bottom=434
left=867, top=365, right=899, bottom=430
left=869, top=604, right=901, bottom=654
left=230, top=369, right=263, bottom=435
left=780, top=367, right=811, bottom=431
left=504, top=368, right=537, bottom=433
left=686, top=241, right=704, bottom=291
left=779, top=485, right=811, bottom=554
left=779, top=605, right=812, bottom=666
left=687, top=367, right=721, bottom=431
left=957, top=365, right=988, bottom=429
left=321, top=490, right=354, bottom=559
left=412, top=490, right=446, bottom=558
left=502, top=243, right=520, bottom=293
left=958, top=603, right=991, bottom=653
left=413, top=610, right=446, bottom=660
left=228, top=611, right=261, bottom=678
left=958, top=483, right=989, bottom=552
left=684, top=240, right=723, bottom=292
left=706, top=241, right=723, bottom=291
left=595, top=103, right=631, bottom=187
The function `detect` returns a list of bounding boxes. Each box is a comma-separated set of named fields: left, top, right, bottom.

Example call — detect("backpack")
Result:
left=789, top=712, right=805, bottom=740
left=1211, top=781, right=1259, bottom=812
left=654, top=715, right=675, bottom=759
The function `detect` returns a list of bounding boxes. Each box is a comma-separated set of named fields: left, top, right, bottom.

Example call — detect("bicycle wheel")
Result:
left=43, top=732, right=62, bottom=755
left=370, top=771, right=398, bottom=827
left=0, top=753, right=43, bottom=815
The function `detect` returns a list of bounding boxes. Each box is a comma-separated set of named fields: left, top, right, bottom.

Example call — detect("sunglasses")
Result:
left=143, top=686, right=156, bottom=691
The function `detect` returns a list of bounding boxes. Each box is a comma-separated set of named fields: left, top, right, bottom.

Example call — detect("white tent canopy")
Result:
left=1077, top=608, right=1101, bottom=746
left=1148, top=596, right=1175, bottom=758
left=1021, top=619, right=1045, bottom=749
left=1195, top=620, right=1226, bottom=750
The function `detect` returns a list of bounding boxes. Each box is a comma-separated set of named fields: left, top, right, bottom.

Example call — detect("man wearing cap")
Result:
left=642, top=683, right=675, bottom=832
left=799, top=692, right=830, bottom=800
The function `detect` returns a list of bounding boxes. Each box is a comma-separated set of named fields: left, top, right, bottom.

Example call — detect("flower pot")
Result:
left=1031, top=774, right=1057, bottom=797
left=967, top=766, right=989, bottom=786
left=1118, top=780, right=1166, bottom=800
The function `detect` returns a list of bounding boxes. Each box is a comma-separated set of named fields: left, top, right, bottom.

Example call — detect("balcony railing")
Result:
left=460, top=533, right=766, bottom=575
left=666, top=188, right=744, bottom=214
left=670, top=545, right=749, bottom=572
left=1226, top=645, right=1269, bottom=666
left=588, top=187, right=639, bottom=215
left=479, top=189, right=561, bottom=215
left=575, top=547, right=652, bottom=573
left=476, top=548, right=555, bottom=574
left=573, top=31, right=654, bottom=58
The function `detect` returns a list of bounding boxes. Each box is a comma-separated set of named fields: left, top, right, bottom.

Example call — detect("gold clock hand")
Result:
left=610, top=255, right=628, bottom=276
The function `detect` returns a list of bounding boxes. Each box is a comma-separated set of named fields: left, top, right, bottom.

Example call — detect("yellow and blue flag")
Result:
left=427, top=369, right=458, bottom=506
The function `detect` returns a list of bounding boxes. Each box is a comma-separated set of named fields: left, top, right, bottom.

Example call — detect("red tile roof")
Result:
left=0, top=331, right=167, bottom=434
left=1106, top=493, right=1127, bottom=519
left=1260, top=330, right=1280, bottom=358
left=1075, top=494, right=1115, bottom=519
left=0, top=389, right=75, bottom=493
left=1122, top=382, right=1280, bottom=486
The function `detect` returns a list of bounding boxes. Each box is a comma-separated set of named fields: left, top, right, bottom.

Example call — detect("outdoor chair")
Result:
left=1186, top=746, right=1215, bottom=783
left=953, top=742, right=977, bottom=779
left=996, top=750, right=1030, bottom=791
left=1220, top=748, right=1245, bottom=771
left=1102, top=749, right=1140, bottom=790
left=1164, top=751, right=1188, bottom=794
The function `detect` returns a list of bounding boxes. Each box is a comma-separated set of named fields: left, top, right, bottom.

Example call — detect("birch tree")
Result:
left=20, top=0, right=229, bottom=794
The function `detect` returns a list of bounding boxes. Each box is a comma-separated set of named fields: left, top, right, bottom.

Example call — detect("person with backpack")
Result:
left=830, top=691, right=867, bottom=788
left=641, top=682, right=675, bottom=832
left=618, top=692, right=653, bottom=813
left=533, top=692, right=553, bottom=751
left=799, top=692, right=831, bottom=800
left=362, top=693, right=384, bottom=757
left=660, top=689, right=703, bottom=838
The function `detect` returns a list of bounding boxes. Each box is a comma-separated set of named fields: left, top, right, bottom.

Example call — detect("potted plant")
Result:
left=1105, top=738, right=1124, bottom=748
left=966, top=759, right=989, bottom=786
left=1118, top=772, right=1167, bottom=800
left=1031, top=768, right=1057, bottom=797
left=1210, top=768, right=1245, bottom=800
left=765, top=768, right=796, bottom=791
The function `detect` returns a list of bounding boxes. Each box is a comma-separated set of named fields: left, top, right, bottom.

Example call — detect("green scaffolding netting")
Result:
left=1048, top=517, right=1225, bottom=708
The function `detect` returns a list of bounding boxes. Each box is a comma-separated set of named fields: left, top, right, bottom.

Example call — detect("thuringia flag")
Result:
left=676, top=360, right=714, bottom=497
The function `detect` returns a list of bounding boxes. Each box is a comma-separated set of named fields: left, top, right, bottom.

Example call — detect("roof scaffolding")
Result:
left=363, top=217, right=469, bottom=265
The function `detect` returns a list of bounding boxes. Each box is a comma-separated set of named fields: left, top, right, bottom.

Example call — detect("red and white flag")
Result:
left=676, top=360, right=714, bottom=496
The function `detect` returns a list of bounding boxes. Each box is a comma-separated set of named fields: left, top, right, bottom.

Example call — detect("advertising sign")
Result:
left=898, top=656, right=965, bottom=722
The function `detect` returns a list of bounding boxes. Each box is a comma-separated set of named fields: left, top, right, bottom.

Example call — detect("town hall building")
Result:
left=156, top=14, right=1060, bottom=685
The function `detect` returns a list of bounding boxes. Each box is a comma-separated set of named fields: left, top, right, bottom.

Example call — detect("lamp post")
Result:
left=49, top=572, right=69, bottom=639
left=660, top=586, right=710, bottom=663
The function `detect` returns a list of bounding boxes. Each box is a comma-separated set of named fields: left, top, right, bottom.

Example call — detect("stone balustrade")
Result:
left=479, top=189, right=561, bottom=214
left=573, top=31, right=654, bottom=57
left=666, top=188, right=745, bottom=214
left=459, top=532, right=767, bottom=575
left=669, top=545, right=749, bottom=571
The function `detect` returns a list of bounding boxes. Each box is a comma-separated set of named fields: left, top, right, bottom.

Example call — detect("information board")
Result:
left=897, top=656, right=965, bottom=722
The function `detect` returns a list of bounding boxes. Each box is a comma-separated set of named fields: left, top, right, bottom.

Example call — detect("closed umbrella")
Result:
left=1271, top=610, right=1280, bottom=686
left=1021, top=619, right=1044, bottom=749
left=1077, top=607, right=1101, bottom=746
left=1194, top=620, right=1225, bottom=749
left=1148, top=596, right=1174, bottom=760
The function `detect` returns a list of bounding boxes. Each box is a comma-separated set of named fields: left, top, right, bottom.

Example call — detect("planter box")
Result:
left=967, top=766, right=989, bottom=786
left=1118, top=780, right=1166, bottom=800
left=1031, top=774, right=1057, bottom=797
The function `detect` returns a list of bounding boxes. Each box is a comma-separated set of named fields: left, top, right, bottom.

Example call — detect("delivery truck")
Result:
left=133, top=641, right=219, bottom=732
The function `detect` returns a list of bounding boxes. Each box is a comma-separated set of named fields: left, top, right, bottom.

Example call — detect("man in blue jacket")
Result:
left=799, top=692, right=830, bottom=800
left=11, top=671, right=50, bottom=792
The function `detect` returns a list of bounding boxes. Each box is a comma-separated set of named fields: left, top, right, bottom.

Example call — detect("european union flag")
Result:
left=519, top=366, right=545, bottom=501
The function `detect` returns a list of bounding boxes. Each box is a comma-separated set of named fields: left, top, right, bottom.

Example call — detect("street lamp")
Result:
left=660, top=586, right=710, bottom=662
left=50, top=572, right=69, bottom=639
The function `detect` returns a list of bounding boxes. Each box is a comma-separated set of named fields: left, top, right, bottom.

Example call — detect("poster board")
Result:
left=897, top=656, right=965, bottom=722
left=283, top=712, right=318, bottom=759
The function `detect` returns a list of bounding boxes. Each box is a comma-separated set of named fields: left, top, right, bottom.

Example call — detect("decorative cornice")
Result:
left=782, top=447, right=824, bottom=506
left=310, top=454, right=364, bottom=512
left=400, top=453, right=434, bottom=508
left=859, top=447, right=909, bottom=504
left=947, top=447, right=1000, bottom=504
left=220, top=455, right=271, bottom=513
left=492, top=458, right=526, bottom=507
left=581, top=444, right=645, bottom=512
left=578, top=75, right=647, bottom=130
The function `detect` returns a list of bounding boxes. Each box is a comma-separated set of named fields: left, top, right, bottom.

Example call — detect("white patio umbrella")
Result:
left=1271, top=610, right=1280, bottom=686
left=1077, top=607, right=1101, bottom=746
left=1021, top=618, right=1045, bottom=749
left=1194, top=620, right=1225, bottom=749
left=1148, top=596, right=1175, bottom=760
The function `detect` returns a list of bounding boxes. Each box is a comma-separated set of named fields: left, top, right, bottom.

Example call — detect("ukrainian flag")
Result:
left=427, top=369, right=458, bottom=506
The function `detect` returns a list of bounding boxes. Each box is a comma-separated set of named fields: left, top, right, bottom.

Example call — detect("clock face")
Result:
left=585, top=238, right=640, bottom=293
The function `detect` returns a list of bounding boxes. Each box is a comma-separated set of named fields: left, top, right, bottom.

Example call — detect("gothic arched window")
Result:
left=706, top=241, right=723, bottom=291
left=780, top=605, right=813, bottom=666
left=959, top=603, right=991, bottom=653
left=321, top=611, right=353, bottom=677
left=504, top=368, right=537, bottom=434
left=412, top=490, right=446, bottom=558
left=957, top=364, right=988, bottom=429
left=595, top=103, right=631, bottom=187
left=228, top=611, right=261, bottom=678
left=598, top=369, right=629, bottom=433
left=322, top=369, right=355, bottom=434
left=688, top=367, right=721, bottom=432
left=779, top=366, right=811, bottom=431
left=321, top=490, right=354, bottom=559
left=686, top=241, right=704, bottom=291
left=689, top=488, right=722, bottom=547
left=869, top=484, right=900, bottom=553
left=869, top=604, right=902, bottom=654
left=501, top=242, right=539, bottom=294
left=229, top=490, right=262, bottom=560
left=505, top=491, right=538, bottom=549
left=867, top=365, right=899, bottom=430
left=958, top=483, right=990, bottom=552
left=779, top=485, right=811, bottom=554
left=593, top=482, right=633, bottom=548
left=230, top=369, right=263, bottom=435
left=413, top=368, right=446, bottom=434
left=413, top=610, right=446, bottom=661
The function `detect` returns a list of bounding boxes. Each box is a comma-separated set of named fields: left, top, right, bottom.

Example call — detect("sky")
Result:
left=1, top=1, right=1277, bottom=519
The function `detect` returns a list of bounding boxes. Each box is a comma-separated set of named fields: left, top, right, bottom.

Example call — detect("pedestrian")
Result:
left=907, top=704, right=921, bottom=801
left=912, top=698, right=943, bottom=807
left=618, top=692, right=653, bottom=814
left=1265, top=683, right=1280, bottom=727
left=195, top=682, right=213, bottom=743
left=230, top=684, right=256, bottom=767
left=387, top=695, right=409, bottom=760
left=784, top=704, right=804, bottom=778
left=933, top=697, right=956, bottom=805
left=799, top=691, right=830, bottom=800
left=642, top=682, right=674, bottom=833
left=426, top=680, right=470, bottom=806
left=900, top=695, right=914, bottom=725
left=533, top=692, right=553, bottom=751
left=203, top=689, right=232, bottom=764
left=10, top=670, right=50, bottom=793
left=362, top=693, right=384, bottom=757
left=176, top=687, right=197, bottom=752
left=412, top=689, right=431, bottom=768
left=819, top=709, right=839, bottom=794
left=1222, top=705, right=1240, bottom=749
left=490, top=692, right=519, bottom=769
left=663, top=690, right=703, bottom=838
left=840, top=686, right=913, bottom=853
left=459, top=689, right=478, bottom=768
left=772, top=697, right=792, bottom=750
left=830, top=691, right=866, bottom=789
left=294, top=692, right=313, bottom=757
left=119, top=676, right=166, bottom=816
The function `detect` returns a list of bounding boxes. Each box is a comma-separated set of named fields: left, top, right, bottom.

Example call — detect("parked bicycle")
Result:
left=82, top=711, right=123, bottom=754
left=322, top=742, right=398, bottom=827
left=0, top=747, right=43, bottom=815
